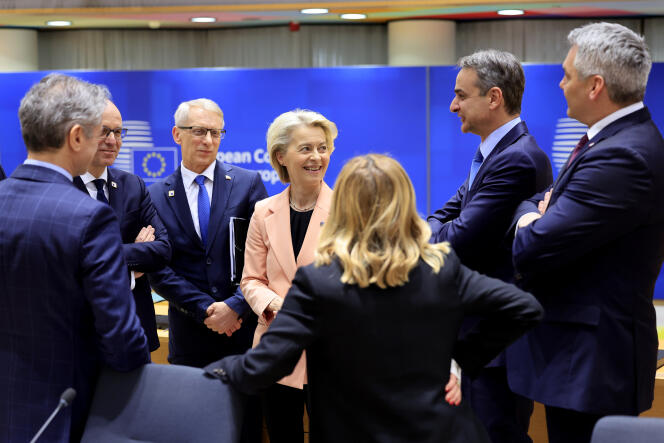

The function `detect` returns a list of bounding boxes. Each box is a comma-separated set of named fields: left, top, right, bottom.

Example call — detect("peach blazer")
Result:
left=241, top=182, right=332, bottom=389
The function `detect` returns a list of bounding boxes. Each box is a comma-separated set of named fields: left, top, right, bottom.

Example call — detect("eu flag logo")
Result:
left=133, top=148, right=178, bottom=183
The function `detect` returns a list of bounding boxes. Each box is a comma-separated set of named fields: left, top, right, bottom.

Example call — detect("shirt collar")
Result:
left=588, top=101, right=644, bottom=140
left=180, top=161, right=216, bottom=188
left=24, top=159, right=73, bottom=181
left=479, top=116, right=521, bottom=159
left=80, top=168, right=108, bottom=185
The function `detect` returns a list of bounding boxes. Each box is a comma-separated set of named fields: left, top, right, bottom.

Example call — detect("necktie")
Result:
left=93, top=178, right=108, bottom=204
left=195, top=175, right=210, bottom=246
left=568, top=133, right=589, bottom=164
left=468, top=148, right=484, bottom=188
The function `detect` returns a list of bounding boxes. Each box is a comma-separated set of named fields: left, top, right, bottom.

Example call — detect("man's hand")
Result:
left=133, top=225, right=155, bottom=278
left=205, top=302, right=242, bottom=337
left=263, top=296, right=284, bottom=322
left=445, top=373, right=461, bottom=406
left=516, top=212, right=542, bottom=231
left=538, top=190, right=552, bottom=215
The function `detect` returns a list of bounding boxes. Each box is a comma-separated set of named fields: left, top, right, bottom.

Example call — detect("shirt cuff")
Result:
left=450, top=359, right=462, bottom=383
left=130, top=271, right=136, bottom=291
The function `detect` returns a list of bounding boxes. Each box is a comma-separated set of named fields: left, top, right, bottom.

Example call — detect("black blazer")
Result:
left=74, top=168, right=171, bottom=351
left=208, top=249, right=543, bottom=443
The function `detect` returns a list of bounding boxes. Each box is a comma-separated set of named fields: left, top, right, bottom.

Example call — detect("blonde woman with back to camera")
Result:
left=207, top=153, right=543, bottom=443
left=240, top=109, right=335, bottom=442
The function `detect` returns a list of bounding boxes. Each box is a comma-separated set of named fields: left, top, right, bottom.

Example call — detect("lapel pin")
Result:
left=168, top=190, right=175, bottom=197
left=110, top=181, right=117, bottom=188
left=225, top=175, right=231, bottom=180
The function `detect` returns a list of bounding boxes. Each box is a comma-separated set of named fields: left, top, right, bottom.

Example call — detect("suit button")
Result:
left=206, top=258, right=212, bottom=265
left=211, top=286, right=218, bottom=294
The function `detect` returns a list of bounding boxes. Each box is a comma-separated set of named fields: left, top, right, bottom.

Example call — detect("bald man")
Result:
left=74, top=100, right=171, bottom=353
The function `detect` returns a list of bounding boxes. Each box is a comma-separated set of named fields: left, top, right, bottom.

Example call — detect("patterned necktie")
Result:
left=195, top=175, right=210, bottom=246
left=568, top=133, right=589, bottom=164
left=93, top=178, right=109, bottom=204
left=468, top=148, right=484, bottom=188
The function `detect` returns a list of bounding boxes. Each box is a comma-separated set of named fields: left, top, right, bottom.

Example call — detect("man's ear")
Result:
left=172, top=126, right=182, bottom=145
left=67, top=124, right=85, bottom=153
left=487, top=86, right=504, bottom=110
left=588, top=74, right=606, bottom=101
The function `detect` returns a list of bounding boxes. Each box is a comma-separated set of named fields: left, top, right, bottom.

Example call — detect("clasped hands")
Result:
left=205, top=302, right=242, bottom=337
left=133, top=225, right=155, bottom=279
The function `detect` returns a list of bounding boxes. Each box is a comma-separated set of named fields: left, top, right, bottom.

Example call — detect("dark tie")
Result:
left=195, top=175, right=210, bottom=246
left=468, top=148, right=484, bottom=188
left=93, top=178, right=108, bottom=204
left=568, top=133, right=589, bottom=164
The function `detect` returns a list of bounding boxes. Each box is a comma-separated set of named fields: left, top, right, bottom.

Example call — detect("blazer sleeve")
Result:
left=122, top=176, right=171, bottom=272
left=428, top=185, right=464, bottom=243
left=513, top=145, right=652, bottom=277
left=148, top=265, right=217, bottom=323
left=240, top=209, right=281, bottom=318
left=81, top=204, right=150, bottom=370
left=449, top=251, right=543, bottom=377
left=206, top=265, right=319, bottom=394
left=429, top=151, right=542, bottom=264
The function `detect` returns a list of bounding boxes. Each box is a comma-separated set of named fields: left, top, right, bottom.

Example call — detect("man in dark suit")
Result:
left=512, top=22, right=664, bottom=443
left=428, top=50, right=552, bottom=443
left=148, top=98, right=267, bottom=442
left=0, top=74, right=149, bottom=442
left=74, top=99, right=171, bottom=353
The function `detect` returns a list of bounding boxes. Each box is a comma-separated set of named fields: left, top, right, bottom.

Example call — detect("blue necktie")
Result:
left=468, top=148, right=484, bottom=188
left=195, top=175, right=210, bottom=246
left=93, top=178, right=109, bottom=204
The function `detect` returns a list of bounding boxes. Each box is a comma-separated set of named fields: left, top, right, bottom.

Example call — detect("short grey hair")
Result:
left=457, top=49, right=525, bottom=115
left=568, top=22, right=651, bottom=104
left=266, top=109, right=338, bottom=183
left=18, top=73, right=109, bottom=153
left=173, top=98, right=224, bottom=127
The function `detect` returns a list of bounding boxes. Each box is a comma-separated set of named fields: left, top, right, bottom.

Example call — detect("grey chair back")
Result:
left=81, top=363, right=245, bottom=443
left=591, top=415, right=664, bottom=443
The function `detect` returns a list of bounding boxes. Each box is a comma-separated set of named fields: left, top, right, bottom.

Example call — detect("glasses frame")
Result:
left=101, top=126, right=128, bottom=140
left=178, top=126, right=226, bottom=139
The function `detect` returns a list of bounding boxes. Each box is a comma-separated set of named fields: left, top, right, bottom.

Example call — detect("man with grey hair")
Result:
left=512, top=22, right=664, bottom=443
left=0, top=74, right=149, bottom=442
left=428, top=50, right=552, bottom=443
left=148, top=98, right=266, bottom=442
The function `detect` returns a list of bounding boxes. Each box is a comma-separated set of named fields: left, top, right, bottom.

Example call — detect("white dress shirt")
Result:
left=180, top=161, right=216, bottom=240
left=80, top=168, right=109, bottom=201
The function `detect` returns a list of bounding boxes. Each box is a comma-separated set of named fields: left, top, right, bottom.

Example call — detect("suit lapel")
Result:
left=73, top=176, right=87, bottom=193
left=106, top=168, right=124, bottom=222
left=265, top=187, right=298, bottom=279
left=166, top=168, right=202, bottom=248
left=461, top=121, right=528, bottom=206
left=296, top=182, right=332, bottom=267
left=207, top=161, right=231, bottom=253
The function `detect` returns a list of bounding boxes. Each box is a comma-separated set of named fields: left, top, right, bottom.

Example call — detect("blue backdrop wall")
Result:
left=1, top=64, right=663, bottom=298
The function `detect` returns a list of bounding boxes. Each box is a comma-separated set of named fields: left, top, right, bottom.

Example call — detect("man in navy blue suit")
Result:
left=74, top=99, right=171, bottom=353
left=512, top=23, right=664, bottom=443
left=0, top=74, right=149, bottom=442
left=428, top=50, right=552, bottom=443
left=148, top=98, right=267, bottom=442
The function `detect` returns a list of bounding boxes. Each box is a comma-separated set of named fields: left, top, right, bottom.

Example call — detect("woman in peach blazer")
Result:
left=241, top=109, right=337, bottom=443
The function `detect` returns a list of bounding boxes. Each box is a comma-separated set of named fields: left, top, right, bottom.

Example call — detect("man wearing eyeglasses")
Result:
left=74, top=99, right=171, bottom=355
left=148, top=98, right=266, bottom=442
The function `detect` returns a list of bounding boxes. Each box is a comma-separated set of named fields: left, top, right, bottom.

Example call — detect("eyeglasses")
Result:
left=178, top=126, right=226, bottom=139
left=101, top=126, right=128, bottom=140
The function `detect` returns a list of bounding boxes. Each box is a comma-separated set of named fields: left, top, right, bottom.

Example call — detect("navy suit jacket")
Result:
left=74, top=168, right=171, bottom=352
left=510, top=107, right=664, bottom=415
left=428, top=121, right=552, bottom=283
left=208, top=251, right=543, bottom=443
left=148, top=161, right=267, bottom=367
left=0, top=164, right=149, bottom=443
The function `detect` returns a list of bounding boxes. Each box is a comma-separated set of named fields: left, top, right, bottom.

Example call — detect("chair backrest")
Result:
left=591, top=415, right=664, bottom=443
left=81, top=363, right=245, bottom=443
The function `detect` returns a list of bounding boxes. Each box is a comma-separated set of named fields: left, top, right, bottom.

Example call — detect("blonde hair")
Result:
left=315, top=154, right=450, bottom=288
left=266, top=109, right=338, bottom=183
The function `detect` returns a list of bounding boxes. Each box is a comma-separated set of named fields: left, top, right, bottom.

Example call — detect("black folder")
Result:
left=229, top=217, right=248, bottom=286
